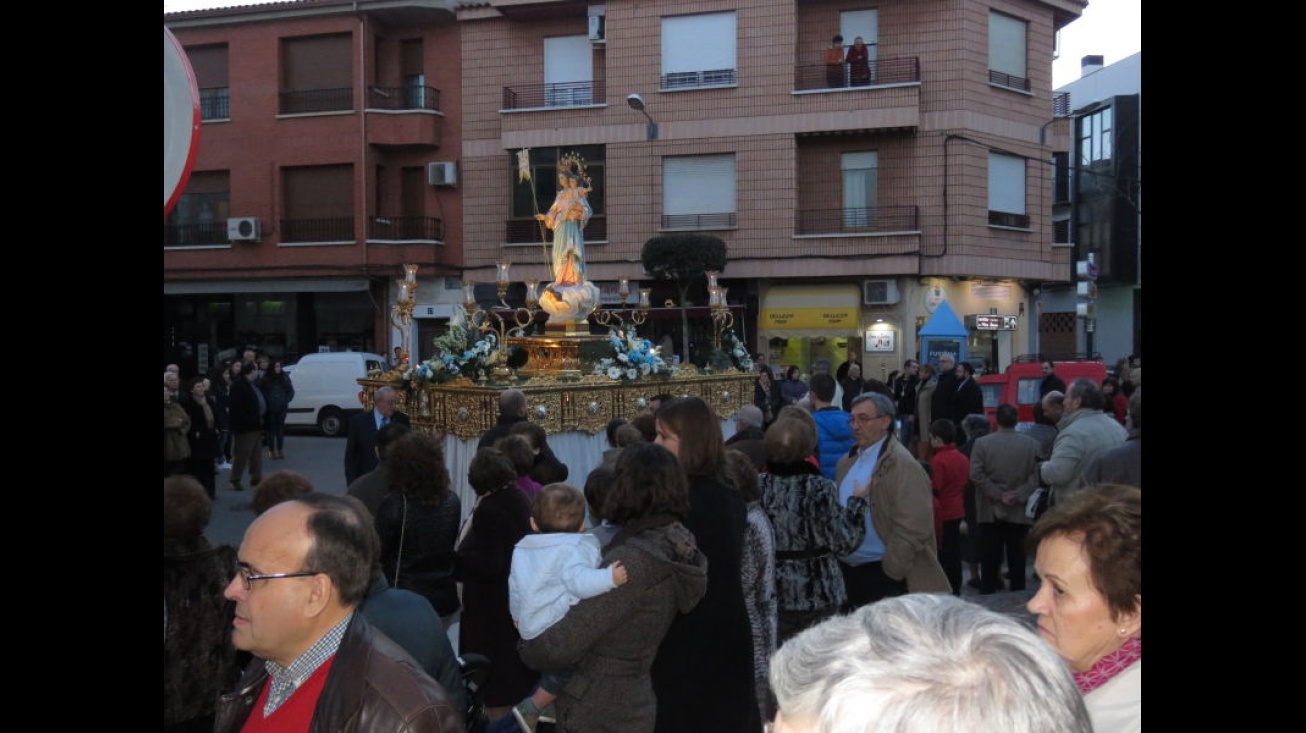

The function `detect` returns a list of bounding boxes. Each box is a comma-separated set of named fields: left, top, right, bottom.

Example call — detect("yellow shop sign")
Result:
left=760, top=307, right=858, bottom=329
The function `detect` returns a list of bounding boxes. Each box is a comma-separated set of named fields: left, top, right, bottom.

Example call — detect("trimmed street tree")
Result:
left=640, top=234, right=727, bottom=362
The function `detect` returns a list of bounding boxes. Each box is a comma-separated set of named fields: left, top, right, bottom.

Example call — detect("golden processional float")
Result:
left=359, top=151, right=753, bottom=500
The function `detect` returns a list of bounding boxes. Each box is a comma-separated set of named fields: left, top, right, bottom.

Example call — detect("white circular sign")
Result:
left=164, top=26, right=201, bottom=218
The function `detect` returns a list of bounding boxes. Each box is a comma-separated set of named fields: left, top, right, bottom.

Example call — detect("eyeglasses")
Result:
left=235, top=565, right=322, bottom=591
left=849, top=413, right=885, bottom=425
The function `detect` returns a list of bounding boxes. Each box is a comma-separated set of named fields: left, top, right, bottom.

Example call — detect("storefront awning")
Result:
left=759, top=284, right=861, bottom=339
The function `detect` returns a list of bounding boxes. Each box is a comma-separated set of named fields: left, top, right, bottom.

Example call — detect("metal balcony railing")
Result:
left=502, top=81, right=604, bottom=111
left=988, top=210, right=1031, bottom=229
left=199, top=87, right=229, bottom=120
left=280, top=217, right=355, bottom=242
left=988, top=70, right=1031, bottom=92
left=367, top=85, right=441, bottom=112
left=279, top=87, right=353, bottom=115
left=505, top=216, right=606, bottom=244
left=795, top=206, right=919, bottom=235
left=369, top=216, right=443, bottom=241
left=793, top=57, right=920, bottom=91
left=1053, top=219, right=1071, bottom=244
left=163, top=221, right=229, bottom=247
left=1053, top=91, right=1071, bottom=117
left=660, top=68, right=737, bottom=90
left=660, top=212, right=737, bottom=230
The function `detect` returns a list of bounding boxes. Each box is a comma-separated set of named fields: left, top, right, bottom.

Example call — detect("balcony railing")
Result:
left=1053, top=91, right=1071, bottom=117
left=163, top=221, right=229, bottom=247
left=505, top=216, right=606, bottom=244
left=369, top=216, right=443, bottom=241
left=502, top=81, right=604, bottom=111
left=280, top=216, right=355, bottom=243
left=279, top=87, right=353, bottom=115
left=793, top=57, right=920, bottom=91
left=367, top=85, right=441, bottom=112
left=988, top=70, right=1031, bottom=92
left=660, top=212, right=737, bottom=230
left=660, top=69, right=737, bottom=90
left=1053, top=219, right=1071, bottom=244
left=199, top=87, right=229, bottom=120
left=988, top=210, right=1031, bottom=229
left=795, top=206, right=919, bottom=235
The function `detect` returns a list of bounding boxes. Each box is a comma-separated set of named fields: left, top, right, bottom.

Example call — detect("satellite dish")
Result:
left=164, top=26, right=201, bottom=219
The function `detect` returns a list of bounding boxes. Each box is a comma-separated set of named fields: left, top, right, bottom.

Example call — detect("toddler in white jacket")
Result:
left=505, top=482, right=628, bottom=731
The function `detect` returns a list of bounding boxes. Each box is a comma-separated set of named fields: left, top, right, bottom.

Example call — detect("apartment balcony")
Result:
left=1053, top=91, right=1071, bottom=118
left=279, top=87, right=353, bottom=115
left=366, top=85, right=444, bottom=148
left=795, top=206, right=918, bottom=236
left=505, top=216, right=606, bottom=244
left=988, top=70, right=1031, bottom=93
left=502, top=81, right=605, bottom=111
left=1053, top=219, right=1071, bottom=245
left=281, top=217, right=355, bottom=243
left=988, top=210, right=1032, bottom=229
left=794, top=57, right=920, bottom=92
left=368, top=216, right=443, bottom=242
left=163, top=221, right=229, bottom=248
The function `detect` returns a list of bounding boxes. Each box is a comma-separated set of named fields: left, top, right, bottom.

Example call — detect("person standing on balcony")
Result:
left=846, top=36, right=871, bottom=86
left=824, top=35, right=845, bottom=88
left=537, top=165, right=591, bottom=289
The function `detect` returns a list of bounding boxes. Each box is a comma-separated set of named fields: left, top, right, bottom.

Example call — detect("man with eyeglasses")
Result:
left=215, top=493, right=463, bottom=732
left=834, top=393, right=950, bottom=612
left=344, top=386, right=411, bottom=485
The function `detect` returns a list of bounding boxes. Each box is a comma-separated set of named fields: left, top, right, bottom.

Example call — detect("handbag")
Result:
left=1026, top=487, right=1049, bottom=521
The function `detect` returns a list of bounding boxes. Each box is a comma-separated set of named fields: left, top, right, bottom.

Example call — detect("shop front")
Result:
left=758, top=283, right=862, bottom=377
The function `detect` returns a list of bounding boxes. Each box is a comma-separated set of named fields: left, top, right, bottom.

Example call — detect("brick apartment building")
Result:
left=164, top=0, right=1087, bottom=380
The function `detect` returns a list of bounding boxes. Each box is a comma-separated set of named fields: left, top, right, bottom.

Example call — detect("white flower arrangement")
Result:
left=594, top=328, right=676, bottom=381
left=407, top=323, right=498, bottom=384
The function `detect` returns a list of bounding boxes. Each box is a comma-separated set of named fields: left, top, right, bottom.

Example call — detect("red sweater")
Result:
left=240, top=657, right=336, bottom=733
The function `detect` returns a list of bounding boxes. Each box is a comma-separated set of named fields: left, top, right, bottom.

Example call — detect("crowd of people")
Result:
left=164, top=353, right=1140, bottom=733
left=163, top=350, right=296, bottom=496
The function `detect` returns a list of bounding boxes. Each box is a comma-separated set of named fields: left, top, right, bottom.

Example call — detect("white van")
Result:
left=284, top=352, right=389, bottom=436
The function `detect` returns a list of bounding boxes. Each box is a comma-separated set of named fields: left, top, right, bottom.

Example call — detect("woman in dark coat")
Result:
left=518, top=442, right=708, bottom=733
left=651, top=397, right=761, bottom=733
left=455, top=447, right=537, bottom=710
left=375, top=431, right=462, bottom=624
left=180, top=376, right=219, bottom=498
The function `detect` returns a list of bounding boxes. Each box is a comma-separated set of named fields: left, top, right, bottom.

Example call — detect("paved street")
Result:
left=203, top=432, right=1036, bottom=627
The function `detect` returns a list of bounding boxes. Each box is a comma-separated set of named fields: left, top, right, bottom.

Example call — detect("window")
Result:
left=544, top=35, right=594, bottom=107
left=661, top=12, right=737, bottom=90
left=280, top=34, right=352, bottom=114
left=1079, top=107, right=1113, bottom=165
left=282, top=164, right=354, bottom=242
left=841, top=151, right=878, bottom=229
left=988, top=153, right=1029, bottom=228
left=662, top=154, right=736, bottom=229
left=187, top=44, right=229, bottom=120
left=508, top=146, right=606, bottom=243
left=402, top=39, right=426, bottom=109
left=988, top=12, right=1029, bottom=91
left=165, top=171, right=230, bottom=246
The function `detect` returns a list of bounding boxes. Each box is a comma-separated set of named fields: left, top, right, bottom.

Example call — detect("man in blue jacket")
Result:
left=809, top=373, right=854, bottom=480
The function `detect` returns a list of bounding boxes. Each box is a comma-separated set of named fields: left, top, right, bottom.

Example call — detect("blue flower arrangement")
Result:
left=594, top=327, right=676, bottom=381
left=719, top=330, right=754, bottom=372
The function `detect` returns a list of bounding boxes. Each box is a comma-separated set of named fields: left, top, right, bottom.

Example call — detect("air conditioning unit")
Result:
left=863, top=279, right=900, bottom=305
left=227, top=217, right=261, bottom=242
left=588, top=5, right=606, bottom=41
left=427, top=161, right=457, bottom=187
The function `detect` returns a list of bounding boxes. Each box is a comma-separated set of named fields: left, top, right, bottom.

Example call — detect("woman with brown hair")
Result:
left=651, top=396, right=760, bottom=733
left=375, top=431, right=463, bottom=627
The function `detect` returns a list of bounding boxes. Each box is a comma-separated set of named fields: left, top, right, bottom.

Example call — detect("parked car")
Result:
left=284, top=352, right=388, bottom=436
left=978, top=356, right=1107, bottom=431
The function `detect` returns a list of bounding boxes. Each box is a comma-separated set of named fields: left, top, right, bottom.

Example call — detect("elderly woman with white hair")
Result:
left=769, top=593, right=1092, bottom=733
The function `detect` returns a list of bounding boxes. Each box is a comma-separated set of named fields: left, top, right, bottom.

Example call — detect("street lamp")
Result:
left=627, top=93, right=658, bottom=141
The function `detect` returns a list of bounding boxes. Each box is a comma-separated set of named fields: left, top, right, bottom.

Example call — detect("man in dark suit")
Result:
left=949, top=361, right=985, bottom=447
left=477, top=388, right=529, bottom=450
left=1039, top=360, right=1066, bottom=398
left=344, top=386, right=410, bottom=485
left=930, top=353, right=959, bottom=433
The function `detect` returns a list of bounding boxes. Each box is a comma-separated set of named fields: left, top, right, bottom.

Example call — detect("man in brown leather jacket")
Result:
left=213, top=493, right=464, bottom=732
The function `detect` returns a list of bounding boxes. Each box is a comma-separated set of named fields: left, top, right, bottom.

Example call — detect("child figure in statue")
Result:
left=538, top=168, right=591, bottom=288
